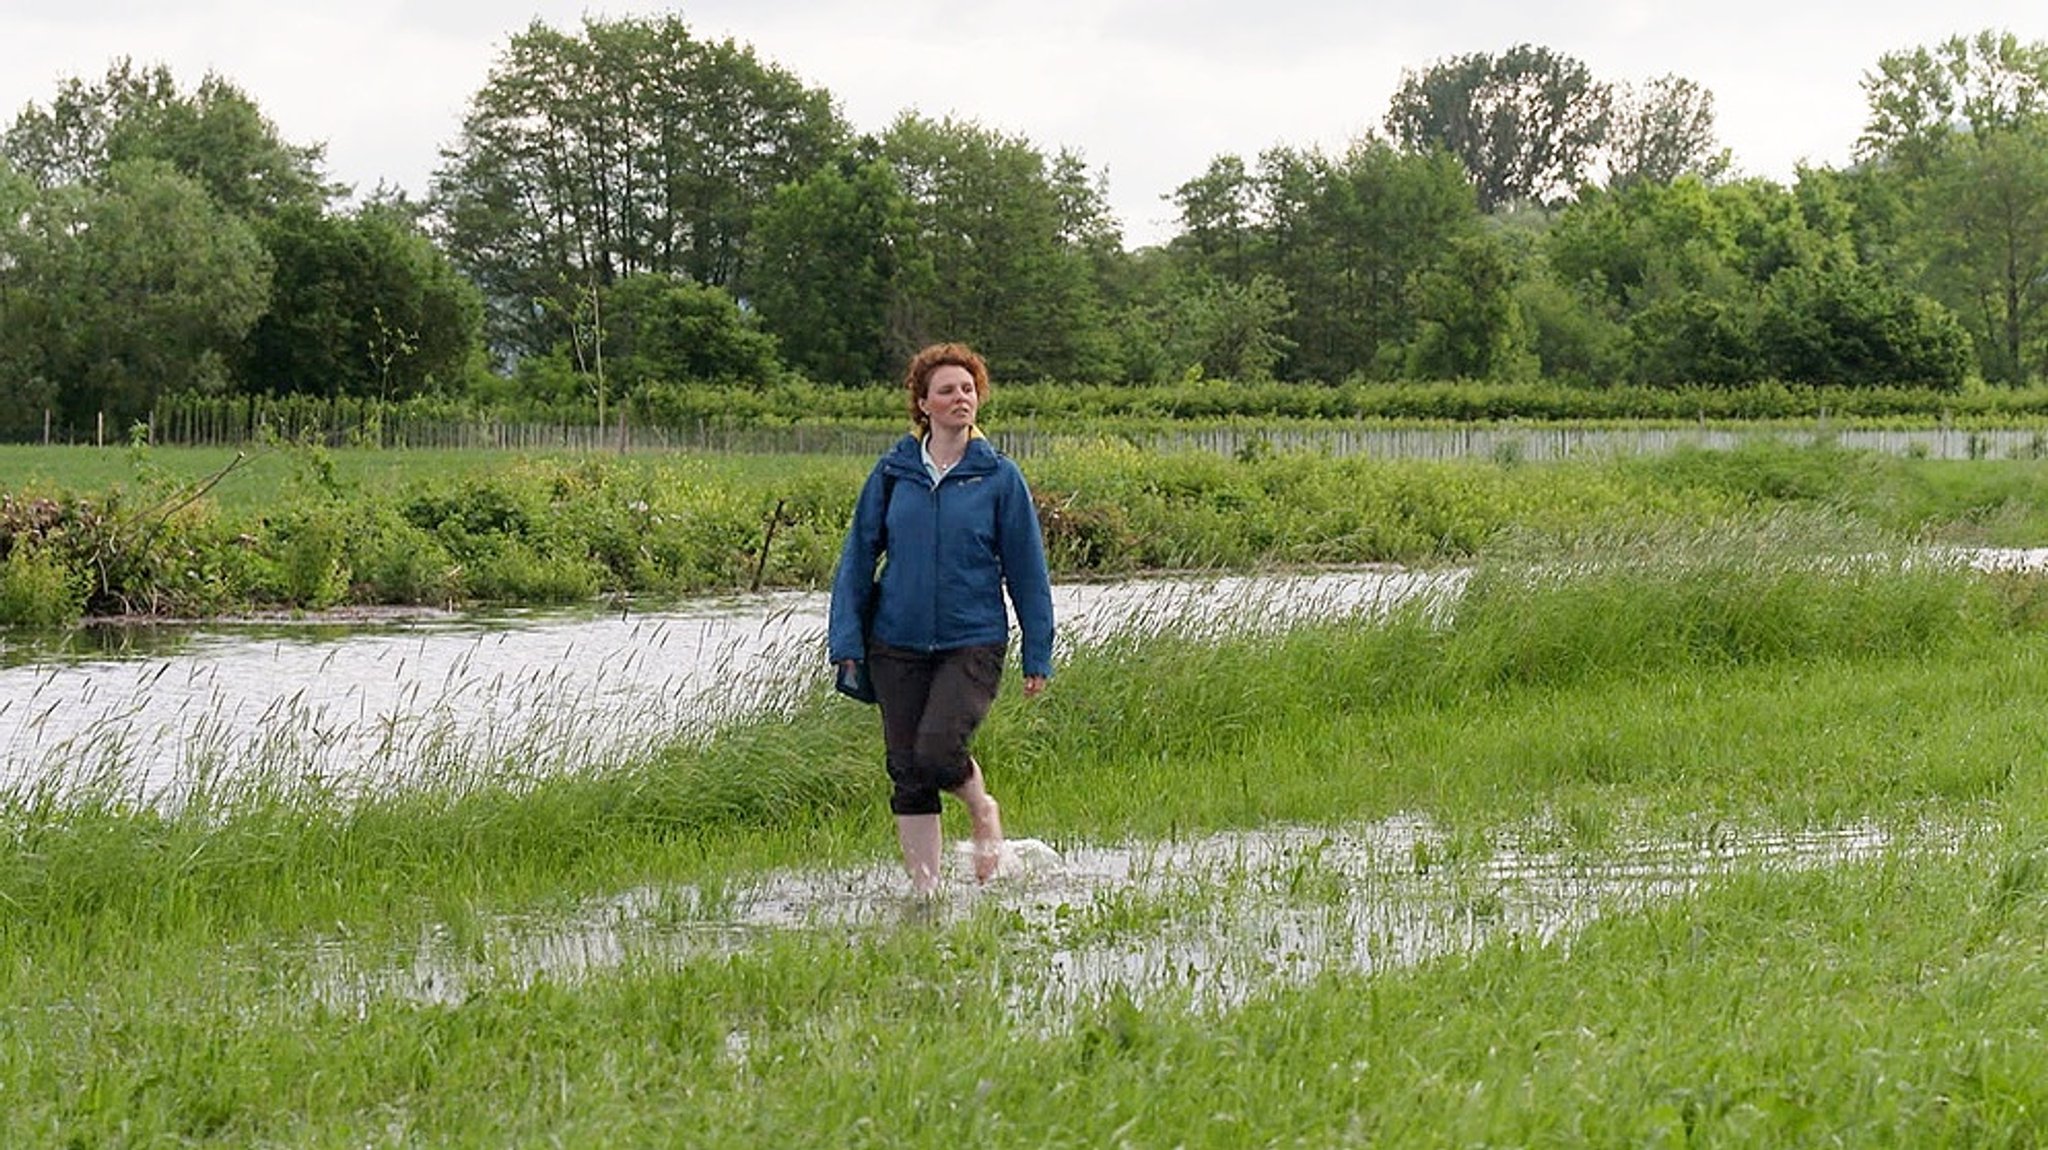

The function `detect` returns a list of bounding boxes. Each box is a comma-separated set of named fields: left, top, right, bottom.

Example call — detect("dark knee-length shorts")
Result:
left=867, top=639, right=1006, bottom=815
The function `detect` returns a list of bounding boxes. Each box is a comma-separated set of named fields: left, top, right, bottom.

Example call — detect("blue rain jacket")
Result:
left=828, top=434, right=1055, bottom=678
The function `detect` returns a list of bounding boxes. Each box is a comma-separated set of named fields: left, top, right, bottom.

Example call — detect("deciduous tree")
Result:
left=1757, top=263, right=1971, bottom=388
left=2, top=160, right=270, bottom=430
left=1385, top=44, right=1609, bottom=211
left=750, top=156, right=927, bottom=385
left=1257, top=142, right=1481, bottom=381
left=1604, top=75, right=1728, bottom=189
left=431, top=15, right=845, bottom=360
left=1860, top=30, right=2048, bottom=382
left=2, top=59, right=330, bottom=216
left=879, top=114, right=1116, bottom=380
left=1858, top=29, right=2048, bottom=175
left=1914, top=122, right=2048, bottom=382
left=240, top=204, right=484, bottom=399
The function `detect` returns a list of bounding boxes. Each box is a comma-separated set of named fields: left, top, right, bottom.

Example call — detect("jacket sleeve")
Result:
left=997, top=461, right=1056, bottom=678
left=828, top=466, right=888, bottom=664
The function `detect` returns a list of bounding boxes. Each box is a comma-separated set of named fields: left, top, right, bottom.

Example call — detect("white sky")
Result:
left=4, top=1, right=2045, bottom=247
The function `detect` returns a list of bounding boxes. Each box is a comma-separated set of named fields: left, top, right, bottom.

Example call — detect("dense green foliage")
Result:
left=429, top=15, right=844, bottom=360
left=7, top=23, right=2048, bottom=444
left=242, top=204, right=484, bottom=401
left=1383, top=43, right=1612, bottom=211
left=9, top=439, right=2048, bottom=629
left=0, top=63, right=485, bottom=439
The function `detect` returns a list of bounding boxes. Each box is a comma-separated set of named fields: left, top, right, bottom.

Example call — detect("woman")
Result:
left=828, top=343, right=1054, bottom=894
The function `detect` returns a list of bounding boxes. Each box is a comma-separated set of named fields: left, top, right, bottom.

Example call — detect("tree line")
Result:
left=2, top=19, right=2045, bottom=442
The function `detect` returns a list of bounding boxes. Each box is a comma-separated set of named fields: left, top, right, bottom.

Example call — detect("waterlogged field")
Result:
left=9, top=516, right=2048, bottom=1145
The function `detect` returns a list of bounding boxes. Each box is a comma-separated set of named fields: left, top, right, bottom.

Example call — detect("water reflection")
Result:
left=307, top=815, right=1944, bottom=1025
left=6, top=546, right=2041, bottom=800
left=0, top=570, right=1451, bottom=799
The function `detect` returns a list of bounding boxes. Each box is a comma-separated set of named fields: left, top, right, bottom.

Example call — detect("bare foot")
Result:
left=970, top=795, right=1004, bottom=884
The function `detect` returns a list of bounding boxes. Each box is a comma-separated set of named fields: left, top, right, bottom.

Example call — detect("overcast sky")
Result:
left=5, top=1, right=2045, bottom=247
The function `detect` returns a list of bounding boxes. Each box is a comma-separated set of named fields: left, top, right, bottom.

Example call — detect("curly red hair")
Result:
left=903, top=343, right=991, bottom=432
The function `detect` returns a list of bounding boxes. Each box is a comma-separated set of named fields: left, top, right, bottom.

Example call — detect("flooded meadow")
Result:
left=7, top=535, right=2048, bottom=1144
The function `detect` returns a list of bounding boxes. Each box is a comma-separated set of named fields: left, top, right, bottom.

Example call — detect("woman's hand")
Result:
left=1023, top=675, right=1047, bottom=698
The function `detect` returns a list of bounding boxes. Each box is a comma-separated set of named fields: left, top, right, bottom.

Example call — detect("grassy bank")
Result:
left=7, top=519, right=2048, bottom=1142
left=10, top=437, right=2048, bottom=628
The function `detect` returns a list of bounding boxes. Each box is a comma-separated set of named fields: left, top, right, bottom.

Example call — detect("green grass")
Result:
left=14, top=438, right=2048, bottom=629
left=0, top=442, right=866, bottom=512
left=8, top=513, right=2048, bottom=1143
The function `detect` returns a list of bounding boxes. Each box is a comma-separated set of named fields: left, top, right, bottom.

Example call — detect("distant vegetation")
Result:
left=142, top=379, right=2048, bottom=449
left=8, top=438, right=2048, bottom=627
left=4, top=25, right=2047, bottom=446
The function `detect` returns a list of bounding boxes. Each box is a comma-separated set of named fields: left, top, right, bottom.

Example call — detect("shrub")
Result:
left=0, top=545, right=86, bottom=628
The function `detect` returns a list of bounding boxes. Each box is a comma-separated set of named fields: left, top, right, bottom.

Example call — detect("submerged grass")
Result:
left=8, top=513, right=2048, bottom=1143
left=9, top=838, right=2048, bottom=1145
left=3, top=514, right=2009, bottom=943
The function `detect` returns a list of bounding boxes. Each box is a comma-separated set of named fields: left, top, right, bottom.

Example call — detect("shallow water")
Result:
left=0, top=569, right=1449, bottom=799
left=306, top=814, right=1945, bottom=1025
left=5, top=547, right=2040, bottom=801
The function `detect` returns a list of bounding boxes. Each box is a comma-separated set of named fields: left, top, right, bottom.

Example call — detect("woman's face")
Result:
left=919, top=364, right=981, bottom=433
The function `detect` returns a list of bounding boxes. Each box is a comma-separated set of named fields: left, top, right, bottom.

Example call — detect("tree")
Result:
left=431, top=15, right=846, bottom=361
left=1407, top=231, right=1527, bottom=379
left=1170, top=155, right=1259, bottom=283
left=1385, top=44, right=1610, bottom=211
left=2, top=59, right=330, bottom=216
left=750, top=155, right=926, bottom=385
left=1545, top=176, right=1946, bottom=387
left=1604, top=75, right=1728, bottom=189
left=601, top=273, right=782, bottom=389
left=1176, top=273, right=1296, bottom=382
left=1254, top=141, right=1484, bottom=381
left=1915, top=122, right=2048, bottom=382
left=1628, top=290, right=1759, bottom=387
left=1757, top=264, right=1971, bottom=388
left=1511, top=268, right=1628, bottom=386
left=0, top=159, right=56, bottom=438
left=1858, top=29, right=2048, bottom=175
left=1547, top=180, right=1699, bottom=310
left=879, top=114, right=1116, bottom=380
left=240, top=204, right=484, bottom=399
left=1, top=160, right=270, bottom=430
left=1859, top=30, right=2048, bottom=383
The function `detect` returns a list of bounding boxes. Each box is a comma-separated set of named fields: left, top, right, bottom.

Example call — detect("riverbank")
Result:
left=11, top=436, right=2048, bottom=630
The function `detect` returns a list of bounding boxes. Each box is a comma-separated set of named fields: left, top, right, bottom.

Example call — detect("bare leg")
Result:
left=952, top=758, right=1004, bottom=883
left=895, top=814, right=943, bottom=895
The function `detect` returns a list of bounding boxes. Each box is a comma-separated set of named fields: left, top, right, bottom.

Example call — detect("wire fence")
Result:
left=20, top=403, right=2048, bottom=462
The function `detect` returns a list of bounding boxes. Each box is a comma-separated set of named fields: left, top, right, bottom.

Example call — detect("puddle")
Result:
left=306, top=815, right=1941, bottom=1024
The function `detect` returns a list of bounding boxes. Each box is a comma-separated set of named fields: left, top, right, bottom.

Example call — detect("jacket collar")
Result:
left=884, top=431, right=997, bottom=481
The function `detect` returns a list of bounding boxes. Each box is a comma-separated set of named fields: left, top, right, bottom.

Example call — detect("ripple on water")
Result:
left=2, top=570, right=1455, bottom=800
left=305, top=814, right=1943, bottom=1025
